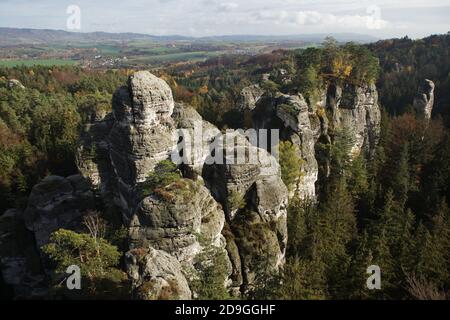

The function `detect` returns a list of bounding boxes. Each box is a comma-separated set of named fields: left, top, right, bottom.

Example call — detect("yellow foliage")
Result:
left=343, top=65, right=353, bottom=77
left=316, top=107, right=326, bottom=119
left=198, top=85, right=209, bottom=94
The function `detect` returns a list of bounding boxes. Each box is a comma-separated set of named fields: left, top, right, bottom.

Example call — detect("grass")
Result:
left=0, top=59, right=77, bottom=67
left=127, top=51, right=224, bottom=64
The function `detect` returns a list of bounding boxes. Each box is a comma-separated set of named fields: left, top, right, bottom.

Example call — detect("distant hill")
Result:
left=0, top=27, right=379, bottom=47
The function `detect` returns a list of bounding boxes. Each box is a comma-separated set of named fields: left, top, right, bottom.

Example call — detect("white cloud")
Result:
left=218, top=2, right=239, bottom=11
left=254, top=9, right=389, bottom=30
left=0, top=0, right=448, bottom=38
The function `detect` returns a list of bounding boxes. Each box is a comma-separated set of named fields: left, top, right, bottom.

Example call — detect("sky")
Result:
left=0, top=0, right=449, bottom=39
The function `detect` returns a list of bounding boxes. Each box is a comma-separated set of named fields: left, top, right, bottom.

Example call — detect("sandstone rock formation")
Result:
left=129, top=179, right=226, bottom=264
left=413, top=79, right=435, bottom=119
left=126, top=247, right=192, bottom=300
left=2, top=71, right=293, bottom=299
left=240, top=84, right=264, bottom=111
left=171, top=103, right=221, bottom=179
left=108, top=72, right=177, bottom=222
left=249, top=81, right=381, bottom=199
left=23, top=175, right=95, bottom=249
left=0, top=209, right=47, bottom=298
left=0, top=175, right=95, bottom=298
left=99, top=71, right=288, bottom=297
left=326, top=83, right=381, bottom=156
left=202, top=135, right=288, bottom=291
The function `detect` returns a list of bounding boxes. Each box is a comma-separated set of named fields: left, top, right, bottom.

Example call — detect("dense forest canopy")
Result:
left=0, top=67, right=128, bottom=212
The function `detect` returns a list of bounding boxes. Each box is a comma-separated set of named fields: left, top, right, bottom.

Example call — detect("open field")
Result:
left=0, top=59, right=77, bottom=67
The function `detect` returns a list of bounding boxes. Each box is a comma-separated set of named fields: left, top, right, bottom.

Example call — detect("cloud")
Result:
left=253, top=9, right=389, bottom=30
left=218, top=2, right=239, bottom=11
left=0, top=0, right=447, bottom=38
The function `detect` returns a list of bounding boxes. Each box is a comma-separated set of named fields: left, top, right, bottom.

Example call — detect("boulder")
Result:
left=126, top=247, right=192, bottom=300
left=7, top=79, right=25, bottom=90
left=240, top=84, right=264, bottom=111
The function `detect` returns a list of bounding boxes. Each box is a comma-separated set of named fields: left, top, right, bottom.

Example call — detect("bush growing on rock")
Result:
left=42, top=229, right=129, bottom=299
left=227, top=190, right=246, bottom=212
left=140, top=160, right=181, bottom=196
left=279, top=141, right=303, bottom=192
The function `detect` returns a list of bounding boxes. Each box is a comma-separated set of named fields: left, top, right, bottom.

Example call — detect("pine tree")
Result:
left=348, top=231, right=375, bottom=299
left=391, top=144, right=410, bottom=204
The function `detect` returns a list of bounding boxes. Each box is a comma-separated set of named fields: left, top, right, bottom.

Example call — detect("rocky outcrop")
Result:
left=1, top=71, right=289, bottom=299
left=249, top=81, right=381, bottom=199
left=251, top=93, right=319, bottom=199
left=326, top=83, right=381, bottom=156
left=203, top=135, right=288, bottom=291
left=23, top=175, right=95, bottom=249
left=110, top=72, right=176, bottom=183
left=108, top=72, right=288, bottom=296
left=126, top=247, right=191, bottom=300
left=275, top=94, right=318, bottom=198
left=171, top=103, right=221, bottom=179
left=1, top=175, right=95, bottom=299
left=129, top=179, right=226, bottom=264
left=7, top=79, right=25, bottom=90
left=413, top=79, right=435, bottom=119
left=76, top=113, right=116, bottom=193
left=240, top=85, right=264, bottom=111
left=108, top=72, right=177, bottom=222
left=0, top=209, right=47, bottom=299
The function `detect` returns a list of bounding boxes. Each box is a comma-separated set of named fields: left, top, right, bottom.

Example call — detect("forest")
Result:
left=0, top=34, right=449, bottom=300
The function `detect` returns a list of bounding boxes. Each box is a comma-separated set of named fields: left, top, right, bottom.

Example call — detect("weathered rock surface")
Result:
left=129, top=179, right=226, bottom=264
left=0, top=209, right=47, bottom=299
left=126, top=247, right=191, bottom=300
left=7, top=79, right=25, bottom=90
left=108, top=72, right=178, bottom=221
left=4, top=71, right=291, bottom=299
left=240, top=84, right=264, bottom=111
left=76, top=113, right=115, bottom=192
left=326, top=83, right=381, bottom=156
left=23, top=175, right=95, bottom=249
left=171, top=103, right=221, bottom=179
left=110, top=72, right=176, bottom=183
left=413, top=79, right=435, bottom=119
left=249, top=81, right=381, bottom=199
left=251, top=93, right=318, bottom=199
left=203, top=135, right=288, bottom=291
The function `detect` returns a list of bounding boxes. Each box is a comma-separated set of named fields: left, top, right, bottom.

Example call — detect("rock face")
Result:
left=108, top=72, right=177, bottom=222
left=126, top=247, right=192, bottom=300
left=0, top=210, right=47, bottom=299
left=240, top=84, right=264, bottom=111
left=129, top=179, right=226, bottom=264
left=252, top=93, right=319, bottom=199
left=76, top=113, right=116, bottom=194
left=275, top=94, right=319, bottom=199
left=78, top=71, right=288, bottom=297
left=171, top=103, right=220, bottom=179
left=326, top=83, right=381, bottom=156
left=23, top=175, right=95, bottom=249
left=203, top=135, right=288, bottom=291
left=413, top=79, right=435, bottom=119
left=0, top=175, right=95, bottom=299
left=250, top=81, right=381, bottom=199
